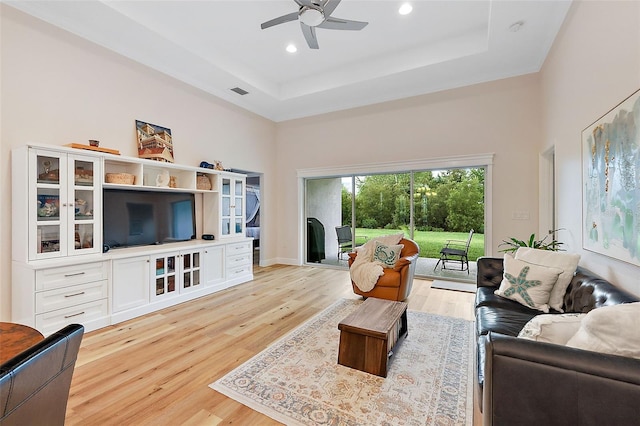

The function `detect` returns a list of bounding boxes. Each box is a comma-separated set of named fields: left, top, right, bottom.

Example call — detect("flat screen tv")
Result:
left=103, top=189, right=196, bottom=249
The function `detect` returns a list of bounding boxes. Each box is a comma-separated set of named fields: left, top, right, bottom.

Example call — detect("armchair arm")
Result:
left=393, top=257, right=411, bottom=271
left=394, top=250, right=419, bottom=270
left=483, top=332, right=640, bottom=425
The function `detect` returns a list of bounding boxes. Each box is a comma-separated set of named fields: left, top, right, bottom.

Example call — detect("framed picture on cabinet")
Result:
left=135, top=120, right=174, bottom=163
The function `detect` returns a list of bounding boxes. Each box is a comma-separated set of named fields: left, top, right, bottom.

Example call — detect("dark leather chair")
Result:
left=348, top=238, right=420, bottom=301
left=0, top=324, right=84, bottom=425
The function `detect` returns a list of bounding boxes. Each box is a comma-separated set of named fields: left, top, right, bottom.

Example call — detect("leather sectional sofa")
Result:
left=475, top=257, right=640, bottom=425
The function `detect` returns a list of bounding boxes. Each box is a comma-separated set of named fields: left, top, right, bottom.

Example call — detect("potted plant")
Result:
left=499, top=229, right=564, bottom=253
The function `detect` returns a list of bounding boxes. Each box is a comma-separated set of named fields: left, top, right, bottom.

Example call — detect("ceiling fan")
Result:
left=260, top=0, right=368, bottom=49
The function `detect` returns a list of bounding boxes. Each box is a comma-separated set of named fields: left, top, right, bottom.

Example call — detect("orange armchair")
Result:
left=347, top=238, right=420, bottom=301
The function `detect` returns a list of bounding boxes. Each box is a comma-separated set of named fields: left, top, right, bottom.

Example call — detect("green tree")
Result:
left=341, top=186, right=352, bottom=225
left=352, top=168, right=484, bottom=232
left=444, top=173, right=484, bottom=232
left=356, top=174, right=410, bottom=228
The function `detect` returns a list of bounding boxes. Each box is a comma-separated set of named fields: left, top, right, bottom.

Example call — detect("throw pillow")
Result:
left=372, top=241, right=404, bottom=268
left=515, top=247, right=580, bottom=312
left=494, top=254, right=563, bottom=313
left=518, top=313, right=586, bottom=345
left=566, top=302, right=640, bottom=359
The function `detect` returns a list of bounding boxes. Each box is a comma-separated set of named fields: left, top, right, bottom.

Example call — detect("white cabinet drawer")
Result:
left=36, top=280, right=107, bottom=314
left=227, top=264, right=252, bottom=279
left=36, top=262, right=108, bottom=290
left=226, top=241, right=251, bottom=256
left=226, top=253, right=252, bottom=269
left=36, top=299, right=108, bottom=336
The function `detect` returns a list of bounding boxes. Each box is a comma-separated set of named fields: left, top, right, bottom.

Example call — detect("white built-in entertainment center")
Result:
left=12, top=144, right=253, bottom=335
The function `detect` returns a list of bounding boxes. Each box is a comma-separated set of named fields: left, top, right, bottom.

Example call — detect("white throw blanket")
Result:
left=350, top=233, right=404, bottom=292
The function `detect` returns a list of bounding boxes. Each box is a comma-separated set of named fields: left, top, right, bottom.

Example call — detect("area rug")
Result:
left=210, top=299, right=474, bottom=425
left=431, top=280, right=477, bottom=294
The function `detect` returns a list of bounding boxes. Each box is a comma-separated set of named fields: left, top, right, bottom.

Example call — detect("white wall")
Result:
left=276, top=74, right=544, bottom=265
left=0, top=6, right=277, bottom=320
left=306, top=178, right=342, bottom=260
left=540, top=0, right=640, bottom=295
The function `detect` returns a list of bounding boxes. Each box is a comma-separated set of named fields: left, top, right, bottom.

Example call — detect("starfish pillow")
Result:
left=495, top=253, right=564, bottom=312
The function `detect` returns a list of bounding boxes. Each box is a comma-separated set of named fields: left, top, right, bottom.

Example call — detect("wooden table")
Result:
left=337, top=297, right=408, bottom=377
left=0, top=322, right=44, bottom=364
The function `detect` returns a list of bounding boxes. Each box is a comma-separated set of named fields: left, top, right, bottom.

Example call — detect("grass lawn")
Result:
left=356, top=228, right=484, bottom=261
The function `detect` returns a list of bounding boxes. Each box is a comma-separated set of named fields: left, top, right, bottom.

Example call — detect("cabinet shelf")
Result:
left=103, top=156, right=220, bottom=193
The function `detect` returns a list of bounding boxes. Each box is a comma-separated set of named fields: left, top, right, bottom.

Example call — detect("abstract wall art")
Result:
left=582, top=88, right=640, bottom=266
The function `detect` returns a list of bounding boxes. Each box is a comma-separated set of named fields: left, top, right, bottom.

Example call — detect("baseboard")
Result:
left=269, top=257, right=300, bottom=266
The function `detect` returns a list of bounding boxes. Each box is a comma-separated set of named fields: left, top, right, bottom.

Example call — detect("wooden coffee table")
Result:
left=337, top=297, right=408, bottom=377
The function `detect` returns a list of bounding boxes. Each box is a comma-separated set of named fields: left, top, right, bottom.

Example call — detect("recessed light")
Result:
left=399, top=3, right=413, bottom=15
left=286, top=43, right=297, bottom=53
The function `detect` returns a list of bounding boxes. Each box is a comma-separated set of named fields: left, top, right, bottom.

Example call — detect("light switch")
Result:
left=512, top=210, right=530, bottom=220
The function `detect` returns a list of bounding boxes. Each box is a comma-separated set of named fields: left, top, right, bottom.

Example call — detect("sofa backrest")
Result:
left=477, top=257, right=639, bottom=313
left=563, top=266, right=639, bottom=313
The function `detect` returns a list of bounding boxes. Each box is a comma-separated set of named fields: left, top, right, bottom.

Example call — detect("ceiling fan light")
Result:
left=299, top=6, right=325, bottom=27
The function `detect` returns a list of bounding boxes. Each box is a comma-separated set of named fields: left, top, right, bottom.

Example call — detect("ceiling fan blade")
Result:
left=300, top=23, right=319, bottom=49
left=322, top=0, right=342, bottom=17
left=261, top=12, right=299, bottom=30
left=317, top=17, right=368, bottom=31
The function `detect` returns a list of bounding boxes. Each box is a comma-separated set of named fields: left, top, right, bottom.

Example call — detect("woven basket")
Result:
left=105, top=173, right=135, bottom=185
left=197, top=174, right=212, bottom=190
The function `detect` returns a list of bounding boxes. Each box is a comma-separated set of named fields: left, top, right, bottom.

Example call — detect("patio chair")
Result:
left=434, top=229, right=474, bottom=274
left=336, top=226, right=367, bottom=259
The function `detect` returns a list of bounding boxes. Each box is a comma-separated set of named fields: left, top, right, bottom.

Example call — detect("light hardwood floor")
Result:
left=66, top=265, right=476, bottom=425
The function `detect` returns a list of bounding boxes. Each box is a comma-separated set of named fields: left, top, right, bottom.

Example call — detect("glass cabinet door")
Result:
left=181, top=251, right=201, bottom=291
left=30, top=150, right=101, bottom=260
left=221, top=177, right=231, bottom=236
left=69, top=157, right=100, bottom=255
left=219, top=175, right=245, bottom=238
left=153, top=254, right=177, bottom=298
left=33, top=152, right=66, bottom=259
left=234, top=180, right=244, bottom=234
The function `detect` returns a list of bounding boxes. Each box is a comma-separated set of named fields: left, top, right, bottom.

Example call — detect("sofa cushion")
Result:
left=515, top=247, right=580, bottom=312
left=567, top=302, right=640, bottom=359
left=476, top=305, right=538, bottom=337
left=372, top=241, right=403, bottom=268
left=517, top=313, right=585, bottom=345
left=494, top=254, right=563, bottom=313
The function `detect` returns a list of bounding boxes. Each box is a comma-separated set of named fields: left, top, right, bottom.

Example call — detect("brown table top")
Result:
left=0, top=322, right=44, bottom=364
left=338, top=298, right=408, bottom=338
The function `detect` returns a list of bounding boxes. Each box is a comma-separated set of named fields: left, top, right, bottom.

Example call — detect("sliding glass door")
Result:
left=304, top=167, right=485, bottom=272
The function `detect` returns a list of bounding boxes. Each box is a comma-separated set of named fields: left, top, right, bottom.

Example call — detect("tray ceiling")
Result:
left=6, top=1, right=572, bottom=121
